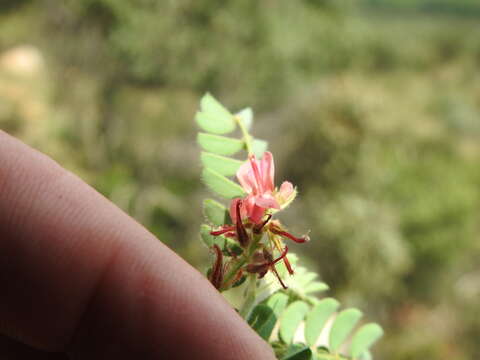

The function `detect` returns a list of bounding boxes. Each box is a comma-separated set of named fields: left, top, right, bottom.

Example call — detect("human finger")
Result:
left=0, top=131, right=274, bottom=360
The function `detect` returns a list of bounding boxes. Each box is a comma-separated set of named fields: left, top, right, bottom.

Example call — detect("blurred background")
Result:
left=1, top=0, right=480, bottom=358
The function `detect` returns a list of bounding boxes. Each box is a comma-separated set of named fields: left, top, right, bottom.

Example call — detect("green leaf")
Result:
left=196, top=93, right=235, bottom=134
left=360, top=350, right=372, bottom=360
left=196, top=112, right=235, bottom=135
left=305, top=298, right=340, bottom=346
left=201, top=152, right=243, bottom=176
left=329, top=308, right=363, bottom=352
left=248, top=305, right=277, bottom=341
left=281, top=344, right=312, bottom=360
left=305, top=298, right=340, bottom=347
left=304, top=282, right=329, bottom=294
left=298, top=272, right=317, bottom=287
left=197, top=133, right=244, bottom=156
left=203, top=199, right=231, bottom=226
left=236, top=107, right=253, bottom=131
left=349, top=323, right=383, bottom=358
left=252, top=138, right=268, bottom=158
left=202, top=168, right=246, bottom=199
left=200, top=224, right=223, bottom=248
left=280, top=301, right=310, bottom=344
left=201, top=93, right=231, bottom=116
left=266, top=292, right=289, bottom=318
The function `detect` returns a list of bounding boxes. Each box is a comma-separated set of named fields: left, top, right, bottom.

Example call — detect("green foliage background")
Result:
left=1, top=0, right=480, bottom=358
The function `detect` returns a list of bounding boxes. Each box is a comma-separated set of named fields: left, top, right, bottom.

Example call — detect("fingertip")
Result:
left=0, top=132, right=277, bottom=359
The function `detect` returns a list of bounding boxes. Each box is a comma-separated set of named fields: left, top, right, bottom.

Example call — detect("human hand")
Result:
left=0, top=131, right=275, bottom=360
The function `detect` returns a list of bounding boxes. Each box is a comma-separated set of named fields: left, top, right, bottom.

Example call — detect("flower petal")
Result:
left=249, top=154, right=264, bottom=194
left=260, top=151, right=275, bottom=192
left=230, top=195, right=258, bottom=224
left=278, top=182, right=294, bottom=201
left=255, top=194, right=280, bottom=209
left=249, top=204, right=267, bottom=224
left=243, top=195, right=256, bottom=218
left=236, top=161, right=256, bottom=193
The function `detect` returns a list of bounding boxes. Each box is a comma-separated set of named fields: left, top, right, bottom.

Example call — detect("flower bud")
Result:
left=209, top=244, right=224, bottom=290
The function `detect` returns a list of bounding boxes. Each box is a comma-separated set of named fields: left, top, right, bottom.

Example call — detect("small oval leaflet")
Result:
left=280, top=301, right=310, bottom=344
left=266, top=292, right=289, bottom=318
left=196, top=93, right=236, bottom=134
left=349, top=323, right=383, bottom=358
left=236, top=107, right=253, bottom=131
left=197, top=133, right=244, bottom=156
left=252, top=138, right=268, bottom=158
left=247, top=304, right=277, bottom=341
left=201, top=152, right=243, bottom=176
left=201, top=168, right=246, bottom=199
left=305, top=298, right=340, bottom=347
left=329, top=308, right=363, bottom=352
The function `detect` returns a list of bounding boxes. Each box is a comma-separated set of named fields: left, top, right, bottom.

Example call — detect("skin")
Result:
left=0, top=130, right=275, bottom=360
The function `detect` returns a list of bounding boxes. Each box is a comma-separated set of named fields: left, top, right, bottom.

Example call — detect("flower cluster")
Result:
left=208, top=152, right=309, bottom=291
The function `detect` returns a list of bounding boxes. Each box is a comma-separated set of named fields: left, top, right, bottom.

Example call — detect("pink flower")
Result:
left=231, top=152, right=295, bottom=224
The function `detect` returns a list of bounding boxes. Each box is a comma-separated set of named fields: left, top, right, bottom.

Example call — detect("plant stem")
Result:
left=221, top=232, right=263, bottom=291
left=234, top=115, right=253, bottom=155
left=220, top=232, right=264, bottom=318
left=239, top=274, right=257, bottom=319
